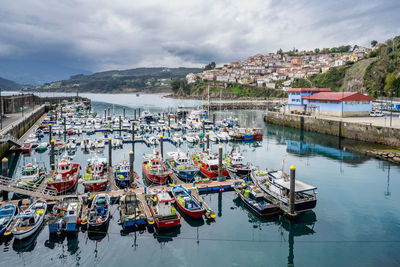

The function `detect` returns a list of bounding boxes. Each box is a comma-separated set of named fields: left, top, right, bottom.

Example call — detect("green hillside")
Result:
left=0, top=76, right=23, bottom=90
left=39, top=67, right=201, bottom=93
left=293, top=35, right=400, bottom=98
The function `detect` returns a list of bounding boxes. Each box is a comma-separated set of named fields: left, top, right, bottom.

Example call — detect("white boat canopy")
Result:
left=274, top=179, right=317, bottom=193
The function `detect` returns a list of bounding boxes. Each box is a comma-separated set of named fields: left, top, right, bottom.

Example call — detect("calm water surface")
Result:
left=1, top=93, right=399, bottom=267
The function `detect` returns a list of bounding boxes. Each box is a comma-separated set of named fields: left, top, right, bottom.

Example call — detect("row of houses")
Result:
left=186, top=47, right=372, bottom=87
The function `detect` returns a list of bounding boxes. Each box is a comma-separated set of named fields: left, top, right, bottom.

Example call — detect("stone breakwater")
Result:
left=264, top=111, right=400, bottom=147
left=364, top=150, right=400, bottom=164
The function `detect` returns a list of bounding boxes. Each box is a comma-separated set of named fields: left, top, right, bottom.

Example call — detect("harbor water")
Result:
left=1, top=93, right=400, bottom=266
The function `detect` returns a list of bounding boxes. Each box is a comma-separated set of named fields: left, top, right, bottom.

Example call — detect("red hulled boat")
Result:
left=82, top=157, right=108, bottom=192
left=148, top=190, right=181, bottom=229
left=48, top=158, right=81, bottom=193
left=192, top=151, right=228, bottom=179
left=142, top=152, right=172, bottom=184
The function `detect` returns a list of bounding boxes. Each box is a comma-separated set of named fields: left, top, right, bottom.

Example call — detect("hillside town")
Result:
left=186, top=46, right=372, bottom=89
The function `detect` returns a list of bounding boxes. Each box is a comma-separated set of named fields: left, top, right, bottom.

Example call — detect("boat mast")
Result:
left=207, top=85, right=210, bottom=118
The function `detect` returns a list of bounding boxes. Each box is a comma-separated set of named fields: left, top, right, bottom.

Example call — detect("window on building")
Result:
left=330, top=101, right=339, bottom=104
left=320, top=100, right=328, bottom=103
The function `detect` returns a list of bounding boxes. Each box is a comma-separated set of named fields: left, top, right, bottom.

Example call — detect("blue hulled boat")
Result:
left=119, top=192, right=146, bottom=229
left=165, top=150, right=199, bottom=182
left=0, top=204, right=17, bottom=235
left=115, top=160, right=139, bottom=189
left=48, top=196, right=82, bottom=234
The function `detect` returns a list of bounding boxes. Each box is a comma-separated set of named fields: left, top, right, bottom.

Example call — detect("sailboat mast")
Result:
left=208, top=85, right=210, bottom=118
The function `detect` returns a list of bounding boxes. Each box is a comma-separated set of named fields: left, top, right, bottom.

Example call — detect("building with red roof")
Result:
left=287, top=89, right=375, bottom=117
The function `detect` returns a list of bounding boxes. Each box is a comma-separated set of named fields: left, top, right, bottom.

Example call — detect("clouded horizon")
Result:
left=0, top=0, right=398, bottom=74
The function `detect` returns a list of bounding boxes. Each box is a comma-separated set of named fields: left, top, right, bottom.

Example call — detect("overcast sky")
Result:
left=0, top=0, right=398, bottom=72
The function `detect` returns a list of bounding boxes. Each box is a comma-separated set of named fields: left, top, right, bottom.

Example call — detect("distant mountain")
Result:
left=0, top=76, right=23, bottom=90
left=38, top=67, right=201, bottom=93
left=0, top=59, right=91, bottom=85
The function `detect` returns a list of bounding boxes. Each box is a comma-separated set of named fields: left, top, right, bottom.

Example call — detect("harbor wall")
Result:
left=264, top=111, right=400, bottom=148
left=1, top=94, right=91, bottom=114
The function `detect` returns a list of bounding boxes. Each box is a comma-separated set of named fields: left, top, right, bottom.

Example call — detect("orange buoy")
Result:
left=77, top=218, right=81, bottom=224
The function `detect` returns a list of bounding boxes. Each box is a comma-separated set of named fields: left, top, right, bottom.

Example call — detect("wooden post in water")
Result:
left=108, top=108, right=110, bottom=117
left=212, top=113, right=216, bottom=124
left=50, top=139, right=55, bottom=170
left=206, top=132, right=210, bottom=150
left=49, top=123, right=52, bottom=145
left=63, top=116, right=66, bottom=134
left=129, top=150, right=134, bottom=184
left=289, top=165, right=296, bottom=216
left=123, top=108, right=126, bottom=118
left=138, top=108, right=141, bottom=118
left=168, top=114, right=170, bottom=127
left=163, top=112, right=165, bottom=120
left=202, top=119, right=205, bottom=137
left=119, top=115, right=122, bottom=132
left=218, top=145, right=222, bottom=178
left=134, top=108, right=137, bottom=121
left=104, top=109, right=106, bottom=119
left=160, top=135, right=164, bottom=159
left=2, top=158, right=9, bottom=201
left=131, top=122, right=135, bottom=144
left=108, top=137, right=112, bottom=167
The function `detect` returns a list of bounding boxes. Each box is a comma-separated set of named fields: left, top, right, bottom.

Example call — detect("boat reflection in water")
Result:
left=12, top=224, right=45, bottom=253
left=234, top=195, right=317, bottom=267
left=44, top=231, right=79, bottom=255
left=153, top=227, right=181, bottom=243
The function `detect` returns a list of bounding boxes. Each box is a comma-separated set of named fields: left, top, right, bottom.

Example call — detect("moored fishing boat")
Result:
left=48, top=195, right=82, bottom=234
left=0, top=204, right=17, bottom=235
left=165, top=150, right=199, bottom=182
left=88, top=194, right=110, bottom=229
left=147, top=190, right=180, bottom=229
left=12, top=200, right=47, bottom=240
left=13, top=162, right=46, bottom=198
left=192, top=151, right=228, bottom=179
left=21, top=142, right=33, bottom=153
left=119, top=192, right=146, bottom=229
left=114, top=160, right=139, bottom=189
left=232, top=181, right=280, bottom=216
left=224, top=149, right=251, bottom=178
left=171, top=186, right=205, bottom=219
left=251, top=168, right=317, bottom=213
left=36, top=142, right=48, bottom=152
left=142, top=152, right=172, bottom=184
left=82, top=156, right=108, bottom=192
left=47, top=157, right=80, bottom=193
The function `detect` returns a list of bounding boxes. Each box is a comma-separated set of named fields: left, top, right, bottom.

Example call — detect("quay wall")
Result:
left=264, top=111, right=400, bottom=148
left=204, top=101, right=280, bottom=111
left=0, top=105, right=46, bottom=157
left=2, top=94, right=91, bottom=114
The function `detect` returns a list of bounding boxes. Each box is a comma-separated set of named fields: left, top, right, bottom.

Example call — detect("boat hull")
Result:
left=238, top=193, right=280, bottom=216
left=142, top=163, right=170, bottom=184
left=175, top=201, right=205, bottom=218
left=83, top=179, right=108, bottom=192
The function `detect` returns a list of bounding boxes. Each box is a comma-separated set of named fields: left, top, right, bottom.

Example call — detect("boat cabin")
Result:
left=154, top=191, right=175, bottom=216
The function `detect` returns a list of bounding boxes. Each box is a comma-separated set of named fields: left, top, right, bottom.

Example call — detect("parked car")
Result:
left=370, top=111, right=384, bottom=117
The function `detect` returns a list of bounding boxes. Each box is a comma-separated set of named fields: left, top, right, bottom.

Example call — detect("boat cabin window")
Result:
left=23, top=170, right=36, bottom=176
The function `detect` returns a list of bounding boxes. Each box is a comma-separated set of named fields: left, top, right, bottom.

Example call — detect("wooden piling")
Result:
left=2, top=158, right=9, bottom=201
left=218, top=145, right=222, bottom=178
left=206, top=132, right=210, bottom=150
left=49, top=123, right=52, bottom=145
left=129, top=150, right=134, bottom=184
left=160, top=135, right=164, bottom=159
left=50, top=139, right=55, bottom=170
left=289, top=165, right=296, bottom=216
left=131, top=121, right=135, bottom=144
left=108, top=137, right=112, bottom=167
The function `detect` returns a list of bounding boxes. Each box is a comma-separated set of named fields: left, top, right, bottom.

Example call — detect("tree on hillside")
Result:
left=277, top=48, right=283, bottom=55
left=314, top=48, right=320, bottom=54
left=371, top=40, right=378, bottom=47
left=171, top=78, right=181, bottom=93
left=291, top=78, right=313, bottom=88
left=384, top=73, right=400, bottom=97
left=204, top=62, right=216, bottom=70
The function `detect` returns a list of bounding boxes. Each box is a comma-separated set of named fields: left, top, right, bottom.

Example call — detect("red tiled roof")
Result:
left=302, top=92, right=375, bottom=101
left=287, top=88, right=331, bottom=93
